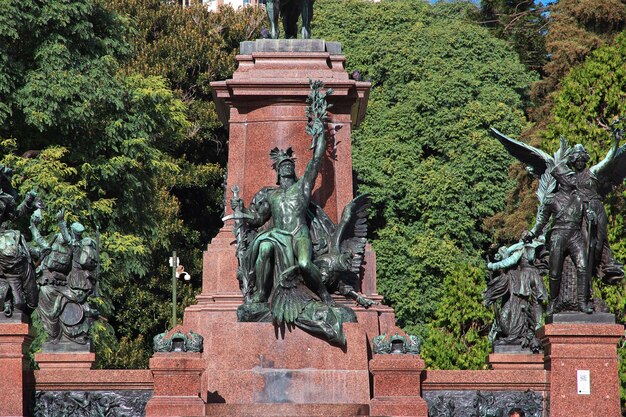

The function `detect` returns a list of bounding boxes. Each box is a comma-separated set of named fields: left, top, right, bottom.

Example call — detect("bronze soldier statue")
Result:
left=490, top=127, right=626, bottom=315
left=0, top=167, right=39, bottom=318
left=31, top=209, right=99, bottom=344
left=525, top=162, right=590, bottom=314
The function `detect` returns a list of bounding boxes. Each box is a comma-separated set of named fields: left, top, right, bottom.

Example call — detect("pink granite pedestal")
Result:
left=539, top=322, right=624, bottom=417
left=184, top=39, right=398, bottom=344
left=178, top=40, right=405, bottom=417
left=488, top=352, right=544, bottom=370
left=35, top=351, right=96, bottom=369
left=0, top=320, right=34, bottom=417
left=369, top=354, right=428, bottom=417
left=201, top=322, right=370, bottom=409
left=145, top=352, right=205, bottom=417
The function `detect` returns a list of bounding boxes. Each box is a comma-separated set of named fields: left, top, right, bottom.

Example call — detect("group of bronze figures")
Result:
left=224, top=81, right=626, bottom=349
left=0, top=167, right=99, bottom=346
left=4, top=76, right=624, bottom=353
left=484, top=126, right=626, bottom=351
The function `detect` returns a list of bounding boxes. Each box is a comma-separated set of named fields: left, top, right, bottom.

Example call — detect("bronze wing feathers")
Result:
left=591, top=140, right=626, bottom=197
left=334, top=195, right=371, bottom=274
left=490, top=128, right=553, bottom=177
left=308, top=202, right=336, bottom=257
left=271, top=265, right=313, bottom=324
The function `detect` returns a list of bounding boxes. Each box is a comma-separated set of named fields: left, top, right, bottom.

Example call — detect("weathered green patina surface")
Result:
left=224, top=81, right=375, bottom=345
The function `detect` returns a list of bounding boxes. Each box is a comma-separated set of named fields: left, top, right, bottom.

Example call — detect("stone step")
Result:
left=205, top=402, right=369, bottom=416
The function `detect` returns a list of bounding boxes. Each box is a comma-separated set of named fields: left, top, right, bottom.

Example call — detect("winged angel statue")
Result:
left=490, top=127, right=626, bottom=315
left=223, top=81, right=376, bottom=346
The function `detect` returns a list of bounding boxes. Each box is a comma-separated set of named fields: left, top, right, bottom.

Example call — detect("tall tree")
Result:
left=0, top=0, right=263, bottom=368
left=485, top=0, right=626, bottom=242
left=314, top=0, right=535, bottom=368
left=533, top=0, right=626, bottom=107
left=478, top=0, right=549, bottom=72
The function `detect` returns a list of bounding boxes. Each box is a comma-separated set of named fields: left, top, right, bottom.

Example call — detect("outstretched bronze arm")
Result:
left=301, top=124, right=327, bottom=199
left=529, top=201, right=551, bottom=239
left=301, top=80, right=333, bottom=199
left=29, top=221, right=50, bottom=249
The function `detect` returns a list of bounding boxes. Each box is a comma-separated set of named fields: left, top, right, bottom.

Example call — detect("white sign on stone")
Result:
left=577, top=370, right=590, bottom=395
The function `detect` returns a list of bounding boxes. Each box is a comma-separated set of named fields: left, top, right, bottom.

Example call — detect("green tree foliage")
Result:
left=105, top=0, right=265, bottom=243
left=314, top=0, right=535, bottom=368
left=485, top=0, right=626, bottom=242
left=97, top=1, right=264, bottom=365
left=0, top=0, right=262, bottom=368
left=105, top=0, right=266, bottom=243
left=421, top=263, right=493, bottom=370
left=534, top=0, right=626, bottom=105
left=478, top=0, right=549, bottom=72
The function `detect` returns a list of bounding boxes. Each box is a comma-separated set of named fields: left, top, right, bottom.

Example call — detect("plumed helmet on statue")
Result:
left=269, top=147, right=297, bottom=185
left=567, top=143, right=590, bottom=164
left=70, top=222, right=85, bottom=235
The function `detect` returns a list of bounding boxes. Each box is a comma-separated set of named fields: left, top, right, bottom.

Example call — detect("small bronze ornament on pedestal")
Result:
left=372, top=332, right=422, bottom=355
left=153, top=329, right=203, bottom=353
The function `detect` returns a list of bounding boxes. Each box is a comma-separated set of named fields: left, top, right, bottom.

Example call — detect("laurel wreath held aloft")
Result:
left=305, top=79, right=333, bottom=149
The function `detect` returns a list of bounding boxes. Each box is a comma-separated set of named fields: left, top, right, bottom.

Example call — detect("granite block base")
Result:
left=0, top=321, right=33, bottom=417
left=369, top=354, right=428, bottom=417
left=539, top=322, right=623, bottom=417
left=488, top=352, right=544, bottom=370
left=145, top=352, right=204, bottom=417
left=35, top=351, right=96, bottom=369
left=145, top=396, right=205, bottom=417
left=201, top=322, right=370, bottom=405
left=239, top=39, right=342, bottom=54
left=205, top=403, right=369, bottom=416
left=370, top=396, right=428, bottom=417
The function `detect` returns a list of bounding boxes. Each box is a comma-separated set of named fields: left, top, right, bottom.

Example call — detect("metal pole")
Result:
left=172, top=250, right=177, bottom=329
